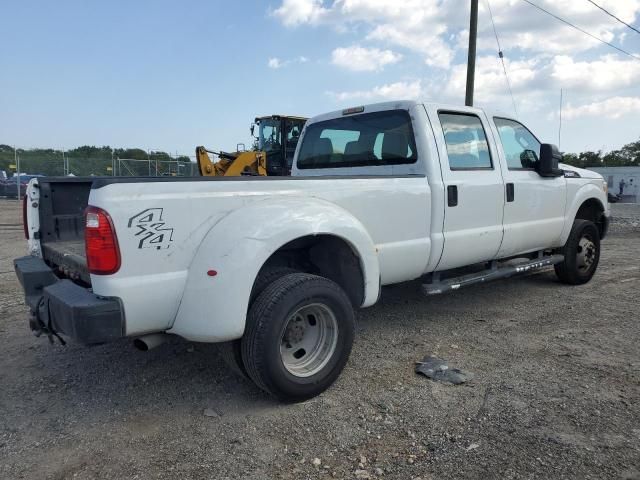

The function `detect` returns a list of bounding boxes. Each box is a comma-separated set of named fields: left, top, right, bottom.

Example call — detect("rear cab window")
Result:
left=296, top=110, right=418, bottom=169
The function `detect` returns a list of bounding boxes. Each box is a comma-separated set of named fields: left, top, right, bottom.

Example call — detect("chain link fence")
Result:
left=0, top=146, right=199, bottom=199
left=115, top=157, right=198, bottom=177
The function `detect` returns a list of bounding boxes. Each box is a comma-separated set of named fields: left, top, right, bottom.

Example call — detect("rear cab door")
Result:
left=488, top=116, right=567, bottom=257
left=424, top=105, right=506, bottom=271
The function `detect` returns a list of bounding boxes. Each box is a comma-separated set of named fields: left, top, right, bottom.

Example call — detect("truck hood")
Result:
left=559, top=163, right=603, bottom=180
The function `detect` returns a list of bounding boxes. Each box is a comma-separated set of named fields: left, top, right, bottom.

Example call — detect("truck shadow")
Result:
left=22, top=270, right=565, bottom=421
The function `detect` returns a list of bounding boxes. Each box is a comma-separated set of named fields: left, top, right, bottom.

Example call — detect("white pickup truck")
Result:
left=15, top=101, right=610, bottom=401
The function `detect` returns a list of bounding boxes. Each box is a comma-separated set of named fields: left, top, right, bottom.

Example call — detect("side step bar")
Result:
left=422, top=254, right=564, bottom=295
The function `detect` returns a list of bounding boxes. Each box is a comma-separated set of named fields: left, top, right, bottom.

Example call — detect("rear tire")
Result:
left=250, top=266, right=299, bottom=303
left=241, top=273, right=355, bottom=402
left=554, top=219, right=600, bottom=285
left=220, top=266, right=299, bottom=379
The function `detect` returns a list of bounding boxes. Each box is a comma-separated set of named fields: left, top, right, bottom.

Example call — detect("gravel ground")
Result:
left=1, top=199, right=639, bottom=480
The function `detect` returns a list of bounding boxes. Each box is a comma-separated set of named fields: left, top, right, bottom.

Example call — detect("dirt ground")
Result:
left=1, top=198, right=639, bottom=480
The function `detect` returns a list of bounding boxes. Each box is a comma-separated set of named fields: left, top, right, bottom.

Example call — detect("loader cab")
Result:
left=255, top=115, right=307, bottom=176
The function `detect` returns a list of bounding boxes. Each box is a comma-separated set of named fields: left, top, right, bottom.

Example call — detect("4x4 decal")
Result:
left=127, top=208, right=174, bottom=250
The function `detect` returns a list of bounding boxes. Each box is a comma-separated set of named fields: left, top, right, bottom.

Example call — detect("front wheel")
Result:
left=241, top=273, right=355, bottom=402
left=554, top=219, right=601, bottom=285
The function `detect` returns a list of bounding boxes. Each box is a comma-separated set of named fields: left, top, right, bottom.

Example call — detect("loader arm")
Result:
left=196, top=146, right=231, bottom=176
left=223, top=151, right=267, bottom=176
left=196, top=146, right=266, bottom=176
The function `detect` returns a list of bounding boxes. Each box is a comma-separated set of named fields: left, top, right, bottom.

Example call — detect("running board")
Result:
left=422, top=254, right=564, bottom=295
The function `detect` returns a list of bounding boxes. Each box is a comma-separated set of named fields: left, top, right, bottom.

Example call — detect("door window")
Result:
left=493, top=118, right=541, bottom=169
left=439, top=113, right=492, bottom=170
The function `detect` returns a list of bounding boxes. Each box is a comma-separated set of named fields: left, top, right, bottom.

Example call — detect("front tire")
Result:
left=241, top=273, right=355, bottom=402
left=554, top=219, right=600, bottom=285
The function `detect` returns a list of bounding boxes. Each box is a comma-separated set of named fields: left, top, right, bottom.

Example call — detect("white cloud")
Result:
left=268, top=56, right=310, bottom=69
left=551, top=55, right=640, bottom=92
left=273, top=0, right=459, bottom=68
left=327, top=80, right=422, bottom=101
left=268, top=57, right=284, bottom=69
left=331, top=45, right=401, bottom=71
left=475, top=0, right=640, bottom=55
left=562, top=96, right=640, bottom=120
left=272, top=0, right=640, bottom=69
left=366, top=24, right=451, bottom=68
left=272, top=0, right=329, bottom=26
left=444, top=55, right=540, bottom=103
left=441, top=52, right=640, bottom=112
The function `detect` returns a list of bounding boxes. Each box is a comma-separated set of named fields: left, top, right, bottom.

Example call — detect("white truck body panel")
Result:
left=89, top=175, right=431, bottom=340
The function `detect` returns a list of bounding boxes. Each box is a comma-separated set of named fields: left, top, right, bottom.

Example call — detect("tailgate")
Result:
left=36, top=178, right=92, bottom=283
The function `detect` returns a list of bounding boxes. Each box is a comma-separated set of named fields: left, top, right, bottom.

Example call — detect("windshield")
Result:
left=258, top=118, right=281, bottom=153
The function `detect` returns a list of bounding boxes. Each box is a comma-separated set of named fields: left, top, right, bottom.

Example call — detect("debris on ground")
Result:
left=203, top=408, right=220, bottom=418
left=415, top=355, right=474, bottom=384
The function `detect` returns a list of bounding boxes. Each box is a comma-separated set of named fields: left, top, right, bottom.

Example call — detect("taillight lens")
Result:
left=85, top=206, right=121, bottom=275
left=22, top=194, right=29, bottom=239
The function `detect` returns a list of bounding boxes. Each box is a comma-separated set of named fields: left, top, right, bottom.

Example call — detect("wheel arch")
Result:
left=575, top=197, right=606, bottom=238
left=560, top=184, right=608, bottom=245
left=169, top=197, right=380, bottom=342
left=254, top=233, right=366, bottom=308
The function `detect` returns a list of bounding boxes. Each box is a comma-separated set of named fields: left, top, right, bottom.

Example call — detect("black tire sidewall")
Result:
left=245, top=274, right=355, bottom=401
left=559, top=220, right=600, bottom=283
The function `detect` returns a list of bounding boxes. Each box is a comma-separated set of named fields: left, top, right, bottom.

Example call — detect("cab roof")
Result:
left=304, top=100, right=516, bottom=125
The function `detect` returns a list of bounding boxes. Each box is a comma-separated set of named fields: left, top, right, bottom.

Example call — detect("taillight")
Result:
left=22, top=195, right=29, bottom=239
left=85, top=206, right=121, bottom=275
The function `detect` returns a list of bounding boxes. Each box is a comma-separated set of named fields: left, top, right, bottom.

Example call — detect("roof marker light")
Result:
left=342, top=106, right=365, bottom=115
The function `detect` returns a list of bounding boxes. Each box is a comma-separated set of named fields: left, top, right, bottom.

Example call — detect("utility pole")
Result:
left=465, top=0, right=479, bottom=106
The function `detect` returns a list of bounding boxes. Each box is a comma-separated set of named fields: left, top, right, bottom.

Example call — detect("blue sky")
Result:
left=2, top=0, right=640, bottom=156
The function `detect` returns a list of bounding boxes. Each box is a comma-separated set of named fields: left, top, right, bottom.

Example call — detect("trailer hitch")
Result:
left=31, top=297, right=66, bottom=346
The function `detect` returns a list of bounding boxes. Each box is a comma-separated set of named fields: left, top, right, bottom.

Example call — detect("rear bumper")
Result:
left=14, top=255, right=125, bottom=344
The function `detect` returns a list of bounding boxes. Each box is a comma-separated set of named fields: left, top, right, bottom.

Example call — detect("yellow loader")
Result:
left=196, top=115, right=307, bottom=177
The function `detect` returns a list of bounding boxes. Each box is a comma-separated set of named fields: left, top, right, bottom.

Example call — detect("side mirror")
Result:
left=250, top=123, right=256, bottom=137
left=537, top=143, right=563, bottom=177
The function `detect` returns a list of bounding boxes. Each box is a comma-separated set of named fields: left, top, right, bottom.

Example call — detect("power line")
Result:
left=485, top=0, right=518, bottom=118
left=585, top=0, right=640, bottom=36
left=520, top=0, right=640, bottom=61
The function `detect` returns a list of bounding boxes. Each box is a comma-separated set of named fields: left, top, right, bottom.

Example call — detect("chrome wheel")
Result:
left=576, top=234, right=596, bottom=272
left=280, top=303, right=338, bottom=378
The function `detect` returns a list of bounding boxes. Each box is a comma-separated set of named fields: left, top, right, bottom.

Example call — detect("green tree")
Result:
left=578, top=151, right=603, bottom=168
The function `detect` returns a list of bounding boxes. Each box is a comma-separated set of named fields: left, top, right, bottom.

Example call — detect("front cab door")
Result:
left=490, top=117, right=567, bottom=258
